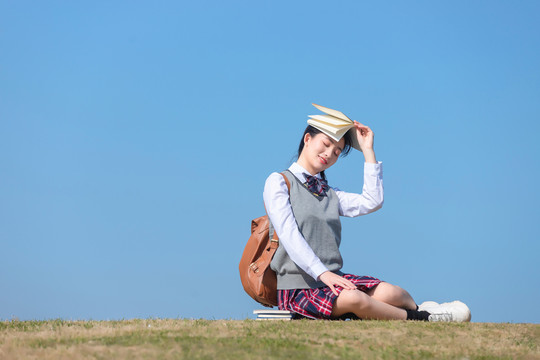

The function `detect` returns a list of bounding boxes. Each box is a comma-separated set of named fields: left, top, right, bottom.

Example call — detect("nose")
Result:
left=324, top=148, right=334, bottom=158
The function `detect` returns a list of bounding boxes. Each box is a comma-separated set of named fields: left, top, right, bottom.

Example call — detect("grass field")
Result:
left=0, top=319, right=538, bottom=359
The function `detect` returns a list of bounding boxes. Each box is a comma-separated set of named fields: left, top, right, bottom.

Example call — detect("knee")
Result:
left=339, top=289, right=371, bottom=310
left=375, top=283, right=409, bottom=301
left=389, top=284, right=409, bottom=299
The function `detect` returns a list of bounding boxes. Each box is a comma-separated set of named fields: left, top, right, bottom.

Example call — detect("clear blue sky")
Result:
left=1, top=1, right=539, bottom=323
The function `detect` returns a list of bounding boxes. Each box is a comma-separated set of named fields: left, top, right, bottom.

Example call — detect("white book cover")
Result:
left=253, top=309, right=292, bottom=315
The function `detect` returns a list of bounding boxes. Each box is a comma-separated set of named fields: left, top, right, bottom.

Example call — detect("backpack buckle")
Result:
left=249, top=262, right=259, bottom=273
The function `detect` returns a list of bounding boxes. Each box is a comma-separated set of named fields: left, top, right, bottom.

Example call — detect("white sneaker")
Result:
left=428, top=309, right=456, bottom=322
left=445, top=301, right=471, bottom=322
left=427, top=301, right=471, bottom=322
left=418, top=301, right=439, bottom=312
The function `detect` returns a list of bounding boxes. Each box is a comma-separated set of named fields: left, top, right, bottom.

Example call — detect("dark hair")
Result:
left=297, top=125, right=353, bottom=180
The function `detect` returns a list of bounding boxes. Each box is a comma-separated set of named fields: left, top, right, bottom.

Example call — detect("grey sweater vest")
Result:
left=269, top=170, right=343, bottom=289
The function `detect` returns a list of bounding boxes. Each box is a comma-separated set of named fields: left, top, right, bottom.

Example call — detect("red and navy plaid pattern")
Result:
left=303, top=173, right=330, bottom=196
left=278, top=274, right=381, bottom=319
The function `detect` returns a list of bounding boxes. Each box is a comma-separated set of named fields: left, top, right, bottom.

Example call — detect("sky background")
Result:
left=1, top=1, right=539, bottom=323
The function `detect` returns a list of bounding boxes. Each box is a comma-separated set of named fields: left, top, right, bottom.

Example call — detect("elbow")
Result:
left=373, top=198, right=384, bottom=212
left=369, top=194, right=384, bottom=213
left=347, top=192, right=384, bottom=217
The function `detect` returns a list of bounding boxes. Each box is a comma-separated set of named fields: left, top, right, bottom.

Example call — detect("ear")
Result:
left=304, top=133, right=312, bottom=146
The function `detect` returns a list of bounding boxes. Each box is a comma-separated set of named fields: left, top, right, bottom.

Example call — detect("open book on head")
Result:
left=308, top=103, right=361, bottom=151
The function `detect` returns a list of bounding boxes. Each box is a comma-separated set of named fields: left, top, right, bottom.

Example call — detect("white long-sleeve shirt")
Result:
left=263, top=161, right=384, bottom=281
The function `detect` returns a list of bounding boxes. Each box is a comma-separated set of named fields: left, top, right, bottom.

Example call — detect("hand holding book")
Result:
left=352, top=121, right=374, bottom=152
left=352, top=121, right=377, bottom=163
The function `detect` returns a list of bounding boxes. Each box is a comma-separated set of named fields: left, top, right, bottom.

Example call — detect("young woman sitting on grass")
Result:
left=263, top=110, right=471, bottom=321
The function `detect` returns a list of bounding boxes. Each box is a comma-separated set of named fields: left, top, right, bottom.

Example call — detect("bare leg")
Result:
left=366, top=282, right=417, bottom=310
left=331, top=289, right=407, bottom=320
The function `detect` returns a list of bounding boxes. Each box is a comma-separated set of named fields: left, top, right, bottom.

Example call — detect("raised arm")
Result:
left=334, top=162, right=384, bottom=217
left=336, top=122, right=384, bottom=217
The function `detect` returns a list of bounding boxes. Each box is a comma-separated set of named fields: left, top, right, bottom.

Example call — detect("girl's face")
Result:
left=299, top=132, right=345, bottom=175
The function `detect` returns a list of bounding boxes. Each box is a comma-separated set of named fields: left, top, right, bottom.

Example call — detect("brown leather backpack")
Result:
left=239, top=173, right=290, bottom=307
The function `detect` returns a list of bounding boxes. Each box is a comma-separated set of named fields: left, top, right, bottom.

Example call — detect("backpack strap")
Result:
left=280, top=171, right=291, bottom=194
left=269, top=172, right=291, bottom=246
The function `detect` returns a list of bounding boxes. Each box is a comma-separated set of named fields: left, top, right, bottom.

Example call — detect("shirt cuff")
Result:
left=311, top=262, right=329, bottom=280
left=364, top=161, right=382, bottom=174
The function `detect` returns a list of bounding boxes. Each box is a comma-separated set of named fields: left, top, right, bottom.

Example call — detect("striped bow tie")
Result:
left=303, top=173, right=329, bottom=196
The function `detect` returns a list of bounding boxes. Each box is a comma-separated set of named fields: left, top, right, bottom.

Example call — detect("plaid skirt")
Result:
left=277, top=274, right=381, bottom=319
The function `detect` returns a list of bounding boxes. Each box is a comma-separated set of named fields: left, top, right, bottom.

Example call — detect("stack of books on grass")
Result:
left=253, top=309, right=293, bottom=321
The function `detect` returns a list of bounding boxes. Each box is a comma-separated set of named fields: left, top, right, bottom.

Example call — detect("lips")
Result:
left=318, top=156, right=327, bottom=165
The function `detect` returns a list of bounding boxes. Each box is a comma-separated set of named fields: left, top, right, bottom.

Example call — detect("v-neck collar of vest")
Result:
left=283, top=169, right=327, bottom=202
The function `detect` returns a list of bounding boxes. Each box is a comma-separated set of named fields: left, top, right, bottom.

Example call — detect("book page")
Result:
left=312, top=103, right=351, bottom=122
left=307, top=120, right=353, bottom=141
left=308, top=114, right=352, bottom=127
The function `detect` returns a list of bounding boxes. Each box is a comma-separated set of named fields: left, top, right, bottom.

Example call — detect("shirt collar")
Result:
left=288, top=162, right=322, bottom=182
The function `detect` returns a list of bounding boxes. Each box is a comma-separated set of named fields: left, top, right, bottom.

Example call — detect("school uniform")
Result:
left=263, top=161, right=384, bottom=319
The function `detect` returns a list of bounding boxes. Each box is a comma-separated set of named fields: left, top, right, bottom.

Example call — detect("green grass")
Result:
left=0, top=319, right=538, bottom=359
